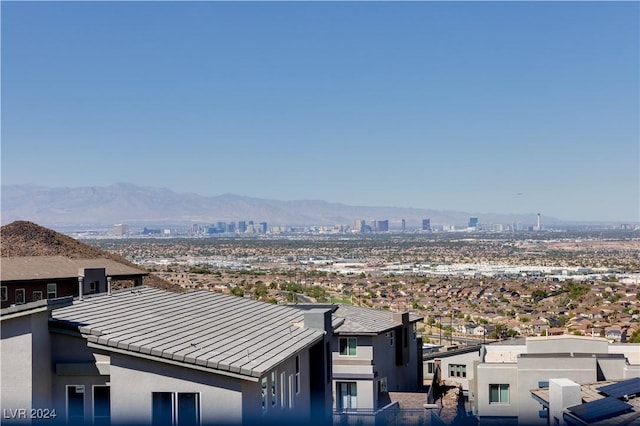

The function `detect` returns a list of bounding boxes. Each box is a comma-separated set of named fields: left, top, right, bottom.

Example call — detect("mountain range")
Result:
left=2, top=183, right=557, bottom=228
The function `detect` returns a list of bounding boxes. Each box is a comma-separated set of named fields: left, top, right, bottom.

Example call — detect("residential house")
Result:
left=473, top=335, right=640, bottom=426
left=329, top=304, right=423, bottom=424
left=1, top=286, right=334, bottom=425
left=1, top=256, right=147, bottom=308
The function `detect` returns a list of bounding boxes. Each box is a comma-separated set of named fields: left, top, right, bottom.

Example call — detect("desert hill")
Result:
left=1, top=220, right=181, bottom=292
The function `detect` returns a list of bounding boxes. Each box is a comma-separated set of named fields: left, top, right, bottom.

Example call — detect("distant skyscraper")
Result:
left=238, top=221, right=247, bottom=233
left=422, top=219, right=431, bottom=232
left=468, top=217, right=479, bottom=229
left=114, top=224, right=129, bottom=236
left=353, top=219, right=365, bottom=233
left=259, top=222, right=268, bottom=233
left=377, top=220, right=389, bottom=232
left=401, top=219, right=406, bottom=232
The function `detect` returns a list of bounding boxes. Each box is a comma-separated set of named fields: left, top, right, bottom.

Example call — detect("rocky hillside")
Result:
left=1, top=220, right=181, bottom=292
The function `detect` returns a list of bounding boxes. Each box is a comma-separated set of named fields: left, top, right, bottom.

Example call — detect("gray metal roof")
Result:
left=50, top=286, right=325, bottom=380
left=1, top=256, right=148, bottom=281
left=333, top=304, right=423, bottom=335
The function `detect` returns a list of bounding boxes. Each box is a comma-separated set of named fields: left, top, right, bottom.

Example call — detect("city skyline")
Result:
left=2, top=1, right=638, bottom=222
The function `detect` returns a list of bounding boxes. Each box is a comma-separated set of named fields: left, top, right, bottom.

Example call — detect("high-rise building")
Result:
left=238, top=221, right=247, bottom=233
left=422, top=219, right=431, bottom=232
left=468, top=217, right=479, bottom=229
left=259, top=222, right=268, bottom=233
left=353, top=219, right=365, bottom=233
left=377, top=220, right=389, bottom=232
left=114, top=224, right=129, bottom=236
left=401, top=219, right=406, bottom=232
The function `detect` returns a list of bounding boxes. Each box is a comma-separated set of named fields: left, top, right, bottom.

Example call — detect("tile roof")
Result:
left=50, top=286, right=326, bottom=380
left=1, top=256, right=148, bottom=281
left=333, top=304, right=423, bottom=335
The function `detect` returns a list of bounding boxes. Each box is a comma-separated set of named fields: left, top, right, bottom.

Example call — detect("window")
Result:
left=271, top=371, right=277, bottom=407
left=295, top=356, right=300, bottom=394
left=261, top=377, right=268, bottom=412
left=33, top=291, right=43, bottom=302
left=339, top=337, right=357, bottom=356
left=378, top=377, right=388, bottom=393
left=427, top=362, right=435, bottom=374
left=47, top=283, right=57, bottom=299
left=288, top=374, right=294, bottom=409
left=93, top=386, right=110, bottom=426
left=15, top=289, right=25, bottom=305
left=89, top=281, right=98, bottom=295
left=389, top=332, right=394, bottom=346
left=326, top=342, right=331, bottom=384
left=1, top=286, right=7, bottom=302
left=449, top=364, right=467, bottom=378
left=152, top=392, right=200, bottom=426
left=338, top=382, right=357, bottom=411
left=489, top=384, right=510, bottom=404
left=280, top=372, right=286, bottom=408
left=67, top=385, right=85, bottom=424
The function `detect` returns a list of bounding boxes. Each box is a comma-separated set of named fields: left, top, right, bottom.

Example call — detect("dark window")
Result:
left=295, top=355, right=300, bottom=394
left=152, top=392, right=174, bottom=426
left=326, top=341, right=331, bottom=384
left=15, top=289, right=25, bottom=305
left=152, top=392, right=199, bottom=426
left=93, top=386, right=110, bottom=426
left=67, top=385, right=85, bottom=424
left=177, top=393, right=199, bottom=426
left=33, top=291, right=43, bottom=302
left=1, top=286, right=7, bottom=302
left=339, top=337, right=356, bottom=356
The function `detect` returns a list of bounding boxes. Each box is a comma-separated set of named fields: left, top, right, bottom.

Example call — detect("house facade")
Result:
left=1, top=256, right=147, bottom=308
left=329, top=305, right=423, bottom=420
left=473, top=336, right=640, bottom=426
left=1, top=286, right=334, bottom=425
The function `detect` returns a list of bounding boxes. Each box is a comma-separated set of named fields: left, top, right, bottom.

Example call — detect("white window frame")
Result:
left=288, top=374, right=294, bottom=409
left=489, top=384, right=510, bottom=404
left=338, top=382, right=357, bottom=411
left=449, top=364, right=467, bottom=378
left=339, top=337, right=357, bottom=356
left=280, top=371, right=286, bottom=408
left=47, top=283, right=57, bottom=299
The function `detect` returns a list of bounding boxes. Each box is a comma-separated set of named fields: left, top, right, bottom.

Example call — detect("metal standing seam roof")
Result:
left=50, top=286, right=325, bottom=379
left=1, top=256, right=148, bottom=281
left=332, top=304, right=423, bottom=335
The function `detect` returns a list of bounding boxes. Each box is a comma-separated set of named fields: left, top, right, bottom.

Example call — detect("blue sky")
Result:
left=2, top=1, right=638, bottom=222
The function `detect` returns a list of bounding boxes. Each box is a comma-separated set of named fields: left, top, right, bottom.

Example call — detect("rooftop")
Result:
left=49, top=286, right=326, bottom=380
left=1, top=256, right=148, bottom=281
left=332, top=304, right=422, bottom=335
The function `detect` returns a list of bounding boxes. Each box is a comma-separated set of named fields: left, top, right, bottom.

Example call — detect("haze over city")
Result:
left=2, top=1, right=638, bottom=222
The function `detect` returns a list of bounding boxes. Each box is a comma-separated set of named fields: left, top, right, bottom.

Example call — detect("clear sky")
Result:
left=2, top=1, right=638, bottom=222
